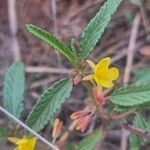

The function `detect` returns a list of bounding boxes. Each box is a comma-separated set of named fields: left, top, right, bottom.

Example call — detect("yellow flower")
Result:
left=8, top=136, right=36, bottom=150
left=83, top=57, right=119, bottom=88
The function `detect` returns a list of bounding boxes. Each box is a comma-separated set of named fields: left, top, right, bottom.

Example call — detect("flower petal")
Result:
left=82, top=74, right=94, bottom=81
left=8, top=137, right=20, bottom=144
left=86, top=60, right=96, bottom=70
left=71, top=111, right=86, bottom=120
left=16, top=139, right=28, bottom=144
left=70, top=108, right=90, bottom=120
left=17, top=137, right=36, bottom=150
left=95, top=76, right=113, bottom=88
left=95, top=57, right=111, bottom=73
left=8, top=137, right=36, bottom=150
left=106, top=67, right=119, bottom=80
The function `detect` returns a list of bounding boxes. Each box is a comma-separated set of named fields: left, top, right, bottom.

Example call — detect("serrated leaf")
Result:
left=3, top=61, right=25, bottom=120
left=26, top=78, right=73, bottom=132
left=114, top=105, right=134, bottom=112
left=26, top=24, right=76, bottom=64
left=129, top=115, right=149, bottom=150
left=79, top=0, right=122, bottom=60
left=110, top=83, right=150, bottom=106
left=70, top=37, right=77, bottom=58
left=76, top=129, right=103, bottom=150
left=132, top=68, right=150, bottom=84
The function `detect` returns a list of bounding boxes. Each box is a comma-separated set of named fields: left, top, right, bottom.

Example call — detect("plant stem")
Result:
left=57, top=120, right=78, bottom=143
left=121, top=123, right=150, bottom=139
left=110, top=109, right=136, bottom=120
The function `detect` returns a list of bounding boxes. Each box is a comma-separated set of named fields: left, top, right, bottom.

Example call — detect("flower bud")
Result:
left=75, top=115, right=91, bottom=132
left=70, top=108, right=90, bottom=120
left=52, top=118, right=62, bottom=139
left=93, top=86, right=105, bottom=106
left=73, top=75, right=81, bottom=85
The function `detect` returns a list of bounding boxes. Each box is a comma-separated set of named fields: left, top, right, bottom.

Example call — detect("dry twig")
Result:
left=25, top=66, right=71, bottom=74
left=121, top=13, right=141, bottom=150
left=121, top=123, right=150, bottom=140
left=7, top=0, right=21, bottom=61
left=140, top=1, right=150, bottom=34
left=50, top=0, right=62, bottom=68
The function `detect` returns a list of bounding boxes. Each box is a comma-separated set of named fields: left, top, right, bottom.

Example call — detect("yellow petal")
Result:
left=82, top=74, right=94, bottom=81
left=16, top=139, right=28, bottom=144
left=94, top=76, right=113, bottom=88
left=95, top=57, right=111, bottom=73
left=8, top=137, right=20, bottom=144
left=8, top=137, right=36, bottom=150
left=17, top=137, right=36, bottom=150
left=106, top=67, right=119, bottom=80
left=86, top=60, right=96, bottom=70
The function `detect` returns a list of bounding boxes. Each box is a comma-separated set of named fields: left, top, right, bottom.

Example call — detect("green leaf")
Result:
left=79, top=0, right=122, bottom=60
left=26, top=24, right=76, bottom=64
left=114, top=105, right=134, bottom=112
left=76, top=129, right=103, bottom=150
left=110, top=83, right=150, bottom=106
left=66, top=142, right=75, bottom=150
left=129, top=115, right=149, bottom=150
left=129, top=133, right=141, bottom=150
left=26, top=78, right=73, bottom=132
left=132, top=68, right=150, bottom=84
left=3, top=61, right=25, bottom=119
left=70, top=37, right=77, bottom=58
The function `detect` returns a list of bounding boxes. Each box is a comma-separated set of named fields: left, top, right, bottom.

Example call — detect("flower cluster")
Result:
left=70, top=107, right=94, bottom=132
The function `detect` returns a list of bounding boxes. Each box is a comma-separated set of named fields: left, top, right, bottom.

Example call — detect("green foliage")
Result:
left=132, top=68, right=150, bottom=84
left=26, top=24, right=76, bottom=64
left=129, top=115, right=149, bottom=150
left=3, top=62, right=25, bottom=120
left=26, top=78, right=73, bottom=132
left=70, top=38, right=77, bottom=58
left=0, top=126, right=7, bottom=138
left=66, top=142, right=75, bottom=150
left=79, top=0, right=122, bottom=60
left=114, top=105, right=133, bottom=112
left=76, top=129, right=103, bottom=150
left=110, top=83, right=150, bottom=106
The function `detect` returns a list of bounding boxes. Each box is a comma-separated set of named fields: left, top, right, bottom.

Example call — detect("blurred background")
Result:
left=0, top=0, right=150, bottom=149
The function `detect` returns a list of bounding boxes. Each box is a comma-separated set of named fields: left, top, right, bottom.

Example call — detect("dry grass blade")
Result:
left=7, top=0, right=21, bottom=61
